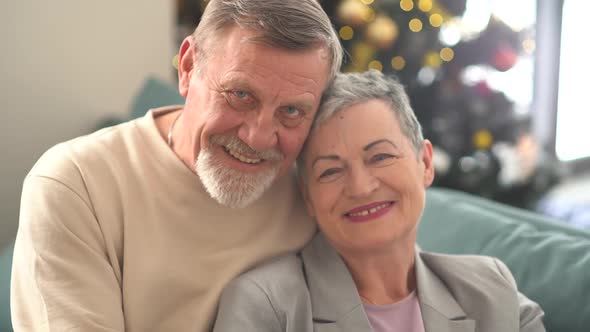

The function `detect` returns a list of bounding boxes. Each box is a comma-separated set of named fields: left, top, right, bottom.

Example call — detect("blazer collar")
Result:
left=415, top=249, right=475, bottom=332
left=301, top=233, right=475, bottom=332
left=301, top=233, right=372, bottom=330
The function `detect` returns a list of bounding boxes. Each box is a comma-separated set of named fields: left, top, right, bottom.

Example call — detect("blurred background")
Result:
left=1, top=0, right=589, bottom=249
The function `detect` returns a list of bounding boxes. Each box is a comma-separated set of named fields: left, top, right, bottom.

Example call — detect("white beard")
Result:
left=195, top=137, right=282, bottom=209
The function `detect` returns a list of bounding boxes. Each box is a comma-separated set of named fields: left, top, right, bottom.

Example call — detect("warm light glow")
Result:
left=418, top=0, right=433, bottom=12
left=366, top=15, right=399, bottom=48
left=409, top=18, right=423, bottom=32
left=556, top=0, right=590, bottom=161
left=368, top=60, right=383, bottom=71
left=522, top=39, right=535, bottom=54
left=440, top=47, right=455, bottom=61
left=424, top=51, right=442, bottom=68
left=339, top=26, right=355, bottom=40
left=429, top=13, right=443, bottom=27
left=362, top=7, right=376, bottom=22
left=391, top=56, right=406, bottom=70
left=172, top=54, right=179, bottom=69
left=473, top=130, right=493, bottom=150
left=400, top=0, right=414, bottom=12
left=439, top=19, right=461, bottom=46
left=491, top=0, right=536, bottom=31
left=360, top=0, right=374, bottom=4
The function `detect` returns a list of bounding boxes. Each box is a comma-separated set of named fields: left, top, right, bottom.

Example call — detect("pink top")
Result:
left=362, top=291, right=425, bottom=332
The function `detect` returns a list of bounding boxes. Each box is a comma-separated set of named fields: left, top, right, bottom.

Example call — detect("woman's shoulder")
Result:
left=224, top=253, right=308, bottom=298
left=419, top=251, right=517, bottom=290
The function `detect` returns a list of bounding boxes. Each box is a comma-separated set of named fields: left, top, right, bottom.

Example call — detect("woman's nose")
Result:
left=345, top=165, right=379, bottom=198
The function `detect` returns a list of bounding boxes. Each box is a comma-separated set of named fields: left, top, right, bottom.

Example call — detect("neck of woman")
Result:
left=339, top=239, right=417, bottom=305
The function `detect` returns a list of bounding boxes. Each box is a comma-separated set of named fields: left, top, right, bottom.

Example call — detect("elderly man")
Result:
left=11, top=0, right=342, bottom=331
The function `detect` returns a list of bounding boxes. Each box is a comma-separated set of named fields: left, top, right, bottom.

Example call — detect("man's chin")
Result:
left=195, top=150, right=280, bottom=208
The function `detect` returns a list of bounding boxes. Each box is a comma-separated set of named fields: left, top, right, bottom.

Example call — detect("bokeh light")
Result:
left=418, top=0, right=433, bottom=12
left=429, top=13, right=443, bottom=27
left=391, top=56, right=406, bottom=70
left=339, top=26, right=355, bottom=40
left=368, top=60, right=384, bottom=71
left=440, top=47, right=455, bottom=62
left=400, top=0, right=414, bottom=12
left=409, top=18, right=423, bottom=32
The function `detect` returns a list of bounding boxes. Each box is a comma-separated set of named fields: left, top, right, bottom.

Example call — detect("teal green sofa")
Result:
left=418, top=188, right=590, bottom=332
left=1, top=242, right=13, bottom=331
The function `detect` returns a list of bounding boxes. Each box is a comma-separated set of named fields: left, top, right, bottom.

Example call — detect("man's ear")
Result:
left=421, top=139, right=435, bottom=188
left=297, top=173, right=315, bottom=218
left=178, top=36, right=197, bottom=97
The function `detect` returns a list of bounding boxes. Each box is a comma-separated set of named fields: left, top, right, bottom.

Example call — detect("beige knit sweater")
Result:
left=11, top=106, right=316, bottom=331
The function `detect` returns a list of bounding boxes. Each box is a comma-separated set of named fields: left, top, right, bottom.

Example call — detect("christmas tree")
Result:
left=321, top=0, right=560, bottom=208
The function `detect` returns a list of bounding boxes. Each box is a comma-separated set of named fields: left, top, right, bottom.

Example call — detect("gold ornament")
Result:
left=473, top=130, right=493, bottom=150
left=338, top=0, right=371, bottom=26
left=366, top=15, right=399, bottom=49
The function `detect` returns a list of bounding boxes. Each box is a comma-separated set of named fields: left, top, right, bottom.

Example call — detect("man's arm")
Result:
left=11, top=175, right=124, bottom=331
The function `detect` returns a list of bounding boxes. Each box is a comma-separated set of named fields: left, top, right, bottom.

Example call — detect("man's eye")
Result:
left=283, top=106, right=301, bottom=118
left=224, top=90, right=256, bottom=110
left=234, top=90, right=249, bottom=99
left=279, top=106, right=305, bottom=128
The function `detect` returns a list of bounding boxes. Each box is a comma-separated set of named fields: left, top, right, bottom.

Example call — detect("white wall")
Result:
left=0, top=1, right=176, bottom=248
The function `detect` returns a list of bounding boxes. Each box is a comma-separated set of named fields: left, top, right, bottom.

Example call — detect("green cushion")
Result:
left=0, top=242, right=14, bottom=332
left=418, top=187, right=590, bottom=332
left=130, top=76, right=185, bottom=119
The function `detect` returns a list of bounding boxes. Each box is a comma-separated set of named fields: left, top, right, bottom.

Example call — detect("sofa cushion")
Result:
left=0, top=242, right=14, bottom=332
left=418, top=187, right=590, bottom=332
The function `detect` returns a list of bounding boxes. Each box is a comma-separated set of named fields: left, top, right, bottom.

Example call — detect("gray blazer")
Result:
left=213, top=233, right=545, bottom=332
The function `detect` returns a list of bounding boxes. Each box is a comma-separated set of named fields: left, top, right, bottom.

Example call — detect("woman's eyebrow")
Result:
left=311, top=155, right=340, bottom=169
left=364, top=139, right=397, bottom=151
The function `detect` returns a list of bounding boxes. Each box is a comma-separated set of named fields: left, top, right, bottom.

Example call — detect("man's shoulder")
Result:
left=28, top=118, right=143, bottom=183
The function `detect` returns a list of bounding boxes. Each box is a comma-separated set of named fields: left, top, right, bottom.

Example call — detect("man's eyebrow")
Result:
left=311, top=155, right=340, bottom=169
left=364, top=139, right=397, bottom=151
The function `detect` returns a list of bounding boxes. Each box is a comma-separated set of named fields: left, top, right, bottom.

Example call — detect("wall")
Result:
left=0, top=1, right=176, bottom=248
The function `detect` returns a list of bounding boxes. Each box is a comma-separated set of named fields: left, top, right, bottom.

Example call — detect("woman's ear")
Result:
left=177, top=36, right=197, bottom=97
left=421, top=140, right=435, bottom=187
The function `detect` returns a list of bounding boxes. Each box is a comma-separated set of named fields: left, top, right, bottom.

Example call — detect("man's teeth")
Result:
left=225, top=147, right=263, bottom=164
left=348, top=203, right=392, bottom=217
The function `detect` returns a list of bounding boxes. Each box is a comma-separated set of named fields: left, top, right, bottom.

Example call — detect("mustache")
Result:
left=209, top=135, right=284, bottom=162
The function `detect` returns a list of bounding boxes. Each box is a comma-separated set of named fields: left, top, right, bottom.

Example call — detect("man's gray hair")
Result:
left=192, top=0, right=343, bottom=82
left=297, top=70, right=424, bottom=180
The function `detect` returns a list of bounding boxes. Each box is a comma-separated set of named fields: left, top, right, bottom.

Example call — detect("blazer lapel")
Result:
left=302, top=233, right=373, bottom=332
left=415, top=250, right=475, bottom=332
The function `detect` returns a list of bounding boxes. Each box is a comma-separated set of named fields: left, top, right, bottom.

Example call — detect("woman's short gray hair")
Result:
left=297, top=70, right=424, bottom=180
left=192, top=0, right=343, bottom=82
left=314, top=70, right=424, bottom=153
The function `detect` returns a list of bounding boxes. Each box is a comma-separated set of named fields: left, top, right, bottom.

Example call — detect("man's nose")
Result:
left=237, top=109, right=278, bottom=152
left=345, top=165, right=379, bottom=198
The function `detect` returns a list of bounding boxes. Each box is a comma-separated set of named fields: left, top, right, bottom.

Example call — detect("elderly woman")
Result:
left=212, top=70, right=545, bottom=332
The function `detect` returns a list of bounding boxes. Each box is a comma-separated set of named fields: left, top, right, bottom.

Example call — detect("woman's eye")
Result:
left=370, top=153, right=396, bottom=166
left=318, top=168, right=343, bottom=183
